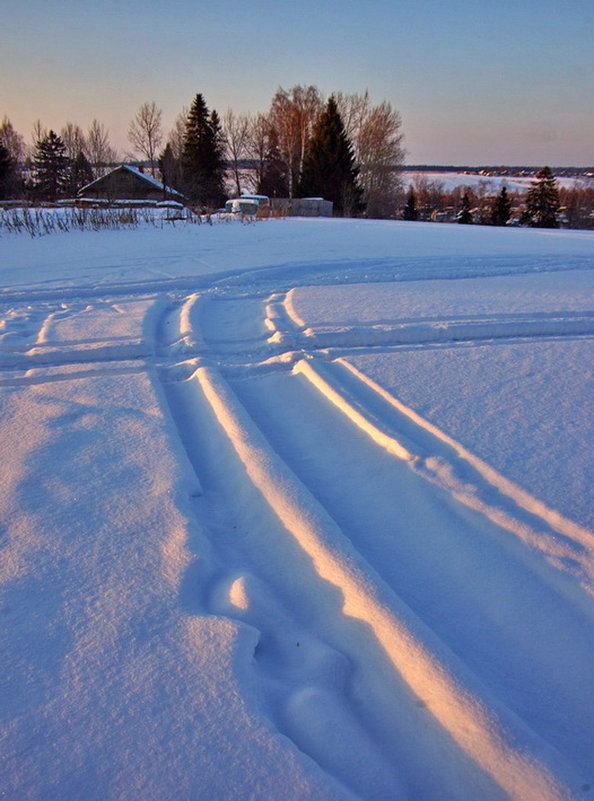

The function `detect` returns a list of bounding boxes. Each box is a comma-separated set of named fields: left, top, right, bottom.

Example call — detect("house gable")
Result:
left=79, top=165, right=184, bottom=202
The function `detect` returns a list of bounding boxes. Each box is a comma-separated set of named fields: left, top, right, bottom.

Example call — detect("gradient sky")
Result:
left=1, top=0, right=592, bottom=165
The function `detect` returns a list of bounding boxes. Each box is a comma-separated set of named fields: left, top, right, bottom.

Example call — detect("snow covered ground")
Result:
left=1, top=218, right=593, bottom=801
left=401, top=171, right=594, bottom=193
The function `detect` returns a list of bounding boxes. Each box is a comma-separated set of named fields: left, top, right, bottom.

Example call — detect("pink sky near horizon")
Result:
left=2, top=0, right=593, bottom=166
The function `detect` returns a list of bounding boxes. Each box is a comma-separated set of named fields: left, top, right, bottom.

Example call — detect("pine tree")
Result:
left=402, top=189, right=418, bottom=220
left=490, top=186, right=511, bottom=226
left=458, top=192, right=473, bottom=224
left=33, top=130, right=69, bottom=200
left=182, top=94, right=226, bottom=207
left=523, top=167, right=560, bottom=228
left=297, top=96, right=363, bottom=216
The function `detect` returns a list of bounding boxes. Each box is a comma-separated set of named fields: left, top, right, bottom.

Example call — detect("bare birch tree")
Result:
left=268, top=85, right=323, bottom=197
left=333, top=90, right=371, bottom=143
left=60, top=122, right=87, bottom=161
left=245, top=113, right=270, bottom=192
left=31, top=120, right=47, bottom=151
left=335, top=92, right=405, bottom=217
left=222, top=109, right=251, bottom=196
left=167, top=108, right=188, bottom=161
left=87, top=120, right=117, bottom=175
left=128, top=101, right=163, bottom=176
left=0, top=116, right=26, bottom=163
left=155, top=109, right=188, bottom=193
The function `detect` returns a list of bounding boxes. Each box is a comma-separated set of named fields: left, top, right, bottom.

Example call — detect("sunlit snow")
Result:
left=1, top=218, right=593, bottom=801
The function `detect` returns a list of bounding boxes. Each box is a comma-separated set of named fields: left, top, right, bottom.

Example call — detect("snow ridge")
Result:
left=295, top=358, right=594, bottom=592
left=190, top=361, right=579, bottom=801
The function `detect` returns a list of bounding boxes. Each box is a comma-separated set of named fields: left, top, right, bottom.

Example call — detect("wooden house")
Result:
left=78, top=165, right=185, bottom=203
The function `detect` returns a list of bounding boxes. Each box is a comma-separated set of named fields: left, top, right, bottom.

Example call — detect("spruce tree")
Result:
left=33, top=130, right=69, bottom=200
left=458, top=192, right=473, bottom=224
left=182, top=94, right=226, bottom=207
left=297, top=96, right=363, bottom=216
left=490, top=186, right=511, bottom=226
left=208, top=109, right=227, bottom=206
left=402, top=189, right=418, bottom=220
left=523, top=167, right=560, bottom=228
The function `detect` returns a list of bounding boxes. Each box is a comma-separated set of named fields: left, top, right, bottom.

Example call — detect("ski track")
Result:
left=3, top=256, right=594, bottom=800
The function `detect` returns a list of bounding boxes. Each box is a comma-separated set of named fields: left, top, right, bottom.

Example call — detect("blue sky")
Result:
left=1, top=0, right=592, bottom=165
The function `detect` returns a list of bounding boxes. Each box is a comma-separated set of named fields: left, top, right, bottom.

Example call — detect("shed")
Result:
left=78, top=165, right=185, bottom=203
left=269, top=197, right=333, bottom=217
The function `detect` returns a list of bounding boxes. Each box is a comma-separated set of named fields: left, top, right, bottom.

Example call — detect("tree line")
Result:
left=1, top=90, right=591, bottom=227
left=401, top=167, right=593, bottom=229
left=148, top=86, right=405, bottom=217
left=0, top=116, right=117, bottom=201
left=0, top=86, right=405, bottom=217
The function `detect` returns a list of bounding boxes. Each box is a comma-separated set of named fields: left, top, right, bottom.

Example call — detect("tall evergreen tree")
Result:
left=335, top=91, right=405, bottom=218
left=490, top=186, right=511, bottom=226
left=208, top=109, right=227, bottom=204
left=297, top=96, right=363, bottom=216
left=33, top=130, right=69, bottom=200
left=523, top=166, right=560, bottom=228
left=402, top=189, right=418, bottom=220
left=182, top=94, right=226, bottom=207
left=457, top=192, right=473, bottom=224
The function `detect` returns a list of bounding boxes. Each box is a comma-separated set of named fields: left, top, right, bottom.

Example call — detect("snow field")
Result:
left=2, top=217, right=594, bottom=295
left=400, top=171, right=594, bottom=194
left=285, top=271, right=594, bottom=534
left=1, top=218, right=594, bottom=800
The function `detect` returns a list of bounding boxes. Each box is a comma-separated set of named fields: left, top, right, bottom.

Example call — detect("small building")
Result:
left=269, top=197, right=333, bottom=217
left=224, top=195, right=333, bottom=217
left=78, top=165, right=185, bottom=203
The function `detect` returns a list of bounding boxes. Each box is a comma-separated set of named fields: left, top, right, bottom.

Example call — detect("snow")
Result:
left=1, top=217, right=593, bottom=800
left=401, top=171, right=594, bottom=193
left=288, top=272, right=594, bottom=530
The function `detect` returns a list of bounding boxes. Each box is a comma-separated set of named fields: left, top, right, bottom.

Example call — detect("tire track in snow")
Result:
left=196, top=363, right=584, bottom=801
left=266, top=290, right=594, bottom=350
left=158, top=291, right=591, bottom=800
left=158, top=295, right=417, bottom=800
left=161, top=366, right=412, bottom=801
left=0, top=295, right=167, bottom=370
left=294, top=358, right=594, bottom=591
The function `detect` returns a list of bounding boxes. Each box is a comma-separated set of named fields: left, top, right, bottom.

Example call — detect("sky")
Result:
left=1, top=0, right=593, bottom=166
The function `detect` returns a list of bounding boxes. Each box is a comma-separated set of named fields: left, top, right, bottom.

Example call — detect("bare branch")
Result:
left=222, top=109, right=251, bottom=196
left=128, top=102, right=163, bottom=176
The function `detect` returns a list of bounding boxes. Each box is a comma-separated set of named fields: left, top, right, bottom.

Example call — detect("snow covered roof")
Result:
left=78, top=164, right=185, bottom=199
